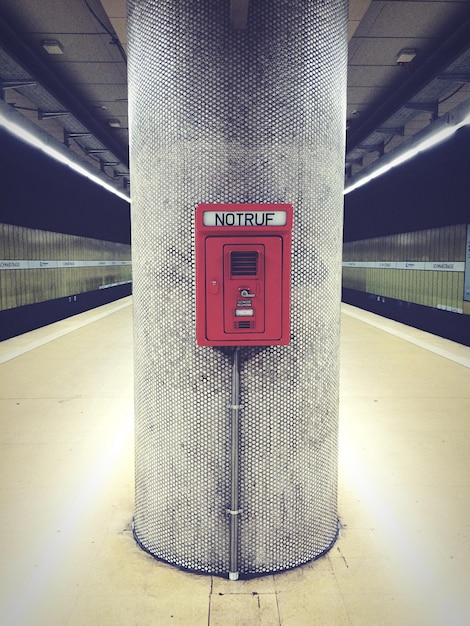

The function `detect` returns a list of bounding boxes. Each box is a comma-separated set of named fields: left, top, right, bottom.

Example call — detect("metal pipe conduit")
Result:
left=228, top=346, right=241, bottom=580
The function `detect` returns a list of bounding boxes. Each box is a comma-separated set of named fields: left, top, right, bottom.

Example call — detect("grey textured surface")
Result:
left=128, top=0, right=348, bottom=576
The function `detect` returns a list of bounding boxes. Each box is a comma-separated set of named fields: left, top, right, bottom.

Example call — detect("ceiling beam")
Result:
left=346, top=16, right=470, bottom=154
left=0, top=13, right=129, bottom=167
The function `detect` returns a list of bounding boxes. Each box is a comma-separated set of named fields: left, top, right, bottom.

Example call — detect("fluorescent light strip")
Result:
left=0, top=111, right=130, bottom=203
left=344, top=111, right=470, bottom=195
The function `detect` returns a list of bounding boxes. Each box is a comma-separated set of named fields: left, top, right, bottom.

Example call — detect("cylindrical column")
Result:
left=128, top=0, right=348, bottom=576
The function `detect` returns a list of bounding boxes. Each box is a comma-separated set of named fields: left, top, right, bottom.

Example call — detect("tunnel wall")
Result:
left=343, top=127, right=470, bottom=346
left=0, top=129, right=131, bottom=340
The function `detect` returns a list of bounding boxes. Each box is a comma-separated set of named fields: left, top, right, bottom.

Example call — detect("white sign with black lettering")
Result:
left=342, top=260, right=465, bottom=272
left=0, top=260, right=132, bottom=270
left=203, top=211, right=287, bottom=227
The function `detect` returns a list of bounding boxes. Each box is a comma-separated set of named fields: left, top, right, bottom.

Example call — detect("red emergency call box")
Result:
left=196, top=203, right=293, bottom=346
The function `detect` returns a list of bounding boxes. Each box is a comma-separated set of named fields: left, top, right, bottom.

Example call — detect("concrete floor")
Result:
left=0, top=297, right=469, bottom=625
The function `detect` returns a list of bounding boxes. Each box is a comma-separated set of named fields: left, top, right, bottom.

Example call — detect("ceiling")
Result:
left=0, top=0, right=469, bottom=201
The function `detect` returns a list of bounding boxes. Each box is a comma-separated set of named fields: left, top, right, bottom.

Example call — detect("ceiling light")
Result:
left=107, top=118, right=121, bottom=128
left=344, top=107, right=470, bottom=195
left=0, top=107, right=130, bottom=202
left=396, top=48, right=417, bottom=64
left=42, top=39, right=64, bottom=55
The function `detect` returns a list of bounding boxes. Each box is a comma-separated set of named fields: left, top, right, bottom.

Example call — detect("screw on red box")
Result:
left=195, top=203, right=293, bottom=346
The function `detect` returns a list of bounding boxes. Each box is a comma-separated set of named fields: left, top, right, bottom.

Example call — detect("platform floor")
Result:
left=0, top=297, right=469, bottom=626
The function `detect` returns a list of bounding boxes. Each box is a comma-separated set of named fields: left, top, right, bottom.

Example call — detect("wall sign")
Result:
left=0, top=260, right=131, bottom=270
left=464, top=224, right=470, bottom=302
left=202, top=211, right=287, bottom=227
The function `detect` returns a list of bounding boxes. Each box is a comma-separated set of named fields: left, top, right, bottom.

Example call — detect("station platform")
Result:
left=0, top=297, right=469, bottom=625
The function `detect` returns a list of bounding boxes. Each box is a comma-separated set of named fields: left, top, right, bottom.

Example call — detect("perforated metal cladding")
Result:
left=128, top=0, right=348, bottom=576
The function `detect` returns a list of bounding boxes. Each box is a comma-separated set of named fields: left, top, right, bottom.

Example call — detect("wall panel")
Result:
left=342, top=223, right=468, bottom=316
left=0, top=223, right=132, bottom=312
